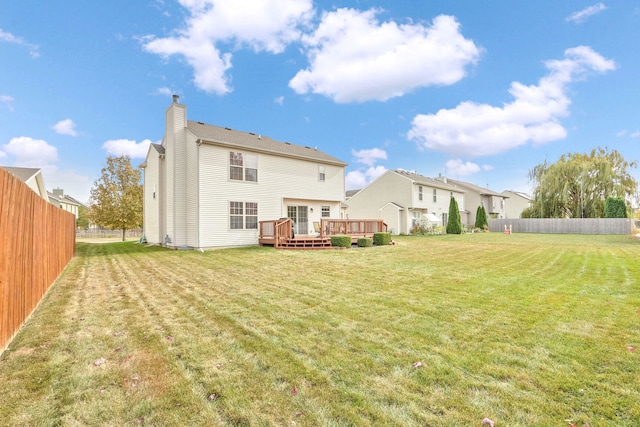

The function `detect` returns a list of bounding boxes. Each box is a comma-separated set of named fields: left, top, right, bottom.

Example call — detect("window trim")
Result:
left=318, top=165, right=326, bottom=182
left=229, top=151, right=258, bottom=182
left=230, top=201, right=258, bottom=230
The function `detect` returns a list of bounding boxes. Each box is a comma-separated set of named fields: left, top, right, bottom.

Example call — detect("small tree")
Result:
left=474, top=205, right=488, bottom=229
left=89, top=155, right=143, bottom=241
left=604, top=197, right=627, bottom=218
left=76, top=205, right=90, bottom=229
left=446, top=197, right=463, bottom=234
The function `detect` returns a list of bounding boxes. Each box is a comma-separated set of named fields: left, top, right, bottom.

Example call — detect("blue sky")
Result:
left=1, top=1, right=639, bottom=203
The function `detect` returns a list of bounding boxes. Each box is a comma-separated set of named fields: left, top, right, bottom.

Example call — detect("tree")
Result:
left=446, top=196, right=463, bottom=234
left=89, top=155, right=143, bottom=241
left=76, top=205, right=90, bottom=229
left=475, top=205, right=488, bottom=230
left=528, top=147, right=638, bottom=218
left=604, top=197, right=627, bottom=218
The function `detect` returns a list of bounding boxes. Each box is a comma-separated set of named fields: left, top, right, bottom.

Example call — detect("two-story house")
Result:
left=141, top=96, right=347, bottom=249
left=345, top=170, right=466, bottom=234
left=47, top=188, right=85, bottom=220
left=501, top=190, right=532, bottom=219
left=435, top=176, right=507, bottom=226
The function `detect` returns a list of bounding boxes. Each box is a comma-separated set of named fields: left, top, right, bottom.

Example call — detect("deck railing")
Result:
left=259, top=218, right=293, bottom=248
left=320, top=219, right=387, bottom=237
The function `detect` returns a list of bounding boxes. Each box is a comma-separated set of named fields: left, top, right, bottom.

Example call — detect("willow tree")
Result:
left=526, top=148, right=637, bottom=218
left=89, top=155, right=143, bottom=241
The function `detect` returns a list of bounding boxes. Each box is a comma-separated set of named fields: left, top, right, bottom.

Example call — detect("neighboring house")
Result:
left=1, top=166, right=49, bottom=200
left=47, top=188, right=85, bottom=220
left=435, top=176, right=507, bottom=226
left=501, top=190, right=532, bottom=218
left=141, top=96, right=347, bottom=249
left=345, top=169, right=466, bottom=234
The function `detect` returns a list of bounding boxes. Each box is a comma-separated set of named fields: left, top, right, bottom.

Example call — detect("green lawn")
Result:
left=1, top=234, right=639, bottom=426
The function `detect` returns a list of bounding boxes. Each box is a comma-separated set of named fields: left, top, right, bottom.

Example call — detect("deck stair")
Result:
left=279, top=237, right=333, bottom=249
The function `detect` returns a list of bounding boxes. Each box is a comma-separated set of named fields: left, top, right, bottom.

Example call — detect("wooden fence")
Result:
left=1, top=167, right=76, bottom=354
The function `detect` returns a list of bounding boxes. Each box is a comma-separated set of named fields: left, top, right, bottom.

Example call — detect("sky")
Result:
left=1, top=1, right=639, bottom=204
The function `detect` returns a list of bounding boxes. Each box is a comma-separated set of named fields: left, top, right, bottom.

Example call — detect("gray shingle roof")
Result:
left=394, top=170, right=465, bottom=192
left=1, top=166, right=40, bottom=183
left=186, top=120, right=347, bottom=166
left=151, top=143, right=165, bottom=155
left=438, top=177, right=502, bottom=196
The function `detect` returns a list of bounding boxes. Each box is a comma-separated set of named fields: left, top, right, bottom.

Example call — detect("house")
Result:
left=141, top=96, right=347, bottom=249
left=345, top=169, right=466, bottom=234
left=501, top=190, right=532, bottom=218
left=0, top=166, right=49, bottom=200
left=435, top=176, right=507, bottom=226
left=47, top=188, right=85, bottom=220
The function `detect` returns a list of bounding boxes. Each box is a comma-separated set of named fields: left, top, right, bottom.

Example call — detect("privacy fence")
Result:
left=489, top=218, right=634, bottom=235
left=1, top=167, right=76, bottom=354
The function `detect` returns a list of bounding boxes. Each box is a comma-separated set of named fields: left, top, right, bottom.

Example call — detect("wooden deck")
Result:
left=259, top=218, right=388, bottom=249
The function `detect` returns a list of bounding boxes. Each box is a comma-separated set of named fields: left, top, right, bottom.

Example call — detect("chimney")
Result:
left=172, top=94, right=180, bottom=103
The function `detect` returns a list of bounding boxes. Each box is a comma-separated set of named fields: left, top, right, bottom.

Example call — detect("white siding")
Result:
left=143, top=150, right=160, bottom=244
left=197, top=144, right=345, bottom=247
left=185, top=133, right=199, bottom=247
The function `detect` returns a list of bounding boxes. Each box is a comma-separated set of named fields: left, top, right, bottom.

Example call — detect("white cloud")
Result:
left=408, top=46, right=616, bottom=157
left=616, top=130, right=627, bottom=137
left=155, top=87, right=174, bottom=96
left=274, top=96, right=284, bottom=105
left=631, top=131, right=640, bottom=138
left=566, top=3, right=607, bottom=24
left=1, top=95, right=15, bottom=111
left=352, top=147, right=387, bottom=166
left=143, top=0, right=314, bottom=94
left=446, top=159, right=480, bottom=176
left=0, top=28, right=40, bottom=58
left=2, top=136, right=58, bottom=167
left=52, top=119, right=79, bottom=136
left=290, top=11, right=481, bottom=103
left=102, top=139, right=155, bottom=159
left=346, top=166, right=387, bottom=190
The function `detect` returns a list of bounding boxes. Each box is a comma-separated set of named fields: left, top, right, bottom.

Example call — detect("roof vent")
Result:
left=172, top=94, right=180, bottom=103
left=225, top=127, right=231, bottom=130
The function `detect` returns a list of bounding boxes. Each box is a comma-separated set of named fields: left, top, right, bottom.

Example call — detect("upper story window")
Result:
left=433, top=188, right=437, bottom=202
left=318, top=165, right=326, bottom=182
left=418, top=186, right=423, bottom=201
left=230, top=152, right=257, bottom=182
left=321, top=205, right=330, bottom=217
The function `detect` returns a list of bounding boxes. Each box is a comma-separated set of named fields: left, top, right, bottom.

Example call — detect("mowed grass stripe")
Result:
left=1, top=234, right=639, bottom=426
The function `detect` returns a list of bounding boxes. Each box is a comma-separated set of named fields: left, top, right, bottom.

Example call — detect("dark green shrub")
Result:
left=373, top=232, right=391, bottom=245
left=357, top=237, right=373, bottom=247
left=446, top=197, right=463, bottom=234
left=605, top=197, right=627, bottom=218
left=475, top=205, right=488, bottom=229
left=331, top=235, right=352, bottom=248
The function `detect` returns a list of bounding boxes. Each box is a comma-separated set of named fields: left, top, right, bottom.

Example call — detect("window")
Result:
left=230, top=152, right=257, bottom=182
left=230, top=202, right=258, bottom=229
left=318, top=165, right=326, bottom=182
left=321, top=206, right=330, bottom=217
left=433, top=188, right=437, bottom=202
left=418, top=186, right=423, bottom=201
left=230, top=201, right=244, bottom=229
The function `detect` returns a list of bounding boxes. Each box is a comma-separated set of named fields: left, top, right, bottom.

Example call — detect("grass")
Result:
left=1, top=233, right=639, bottom=426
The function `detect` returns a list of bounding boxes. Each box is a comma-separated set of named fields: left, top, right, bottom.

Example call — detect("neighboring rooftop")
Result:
left=1, top=166, right=40, bottom=183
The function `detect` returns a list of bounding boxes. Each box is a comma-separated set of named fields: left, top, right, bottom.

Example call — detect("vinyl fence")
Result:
left=1, top=167, right=76, bottom=354
left=489, top=218, right=634, bottom=234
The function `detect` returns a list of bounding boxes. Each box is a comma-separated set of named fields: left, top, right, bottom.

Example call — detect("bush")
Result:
left=357, top=237, right=373, bottom=247
left=446, top=197, right=463, bottom=234
left=605, top=197, right=627, bottom=218
left=373, top=232, right=391, bottom=245
left=331, top=235, right=352, bottom=248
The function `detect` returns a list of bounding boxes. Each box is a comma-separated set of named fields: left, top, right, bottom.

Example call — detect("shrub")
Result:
left=373, top=232, right=391, bottom=245
left=357, top=237, right=373, bottom=247
left=605, top=197, right=627, bottom=218
left=446, top=197, right=463, bottom=234
left=331, top=235, right=352, bottom=248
